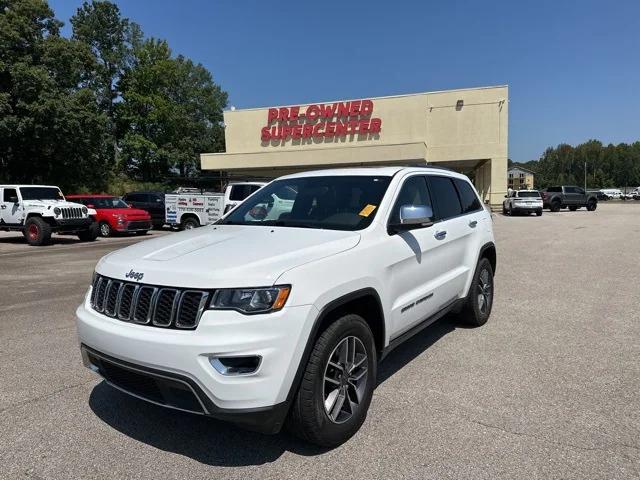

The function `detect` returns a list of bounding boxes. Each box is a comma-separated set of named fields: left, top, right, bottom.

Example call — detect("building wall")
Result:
left=202, top=85, right=508, bottom=207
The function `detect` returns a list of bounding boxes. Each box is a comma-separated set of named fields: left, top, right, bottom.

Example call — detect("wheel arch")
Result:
left=25, top=212, right=55, bottom=226
left=479, top=241, right=497, bottom=274
left=284, top=288, right=385, bottom=405
left=180, top=212, right=200, bottom=226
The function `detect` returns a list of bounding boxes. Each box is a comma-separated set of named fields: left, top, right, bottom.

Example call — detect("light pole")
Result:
left=584, top=161, right=587, bottom=192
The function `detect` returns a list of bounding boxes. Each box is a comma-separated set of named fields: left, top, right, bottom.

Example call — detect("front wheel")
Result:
left=77, top=223, right=99, bottom=242
left=23, top=217, right=52, bottom=246
left=99, top=221, right=112, bottom=237
left=569, top=206, right=577, bottom=211
left=287, top=314, right=377, bottom=447
left=586, top=200, right=597, bottom=211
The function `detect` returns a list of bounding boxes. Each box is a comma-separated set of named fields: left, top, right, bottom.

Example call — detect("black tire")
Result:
left=136, top=230, right=148, bottom=236
left=24, top=217, right=52, bottom=246
left=78, top=223, right=99, bottom=242
left=502, top=205, right=507, bottom=215
left=287, top=314, right=377, bottom=447
left=586, top=200, right=597, bottom=211
left=536, top=210, right=542, bottom=216
left=550, top=201, right=561, bottom=212
left=508, top=204, right=513, bottom=216
left=181, top=217, right=199, bottom=230
left=459, top=257, right=494, bottom=327
left=568, top=206, right=577, bottom=211
left=99, top=221, right=112, bottom=237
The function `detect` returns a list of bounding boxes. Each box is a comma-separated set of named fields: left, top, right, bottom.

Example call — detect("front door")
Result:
left=384, top=175, right=448, bottom=338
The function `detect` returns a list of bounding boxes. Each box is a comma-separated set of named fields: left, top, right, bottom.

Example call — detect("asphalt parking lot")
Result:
left=1, top=203, right=639, bottom=480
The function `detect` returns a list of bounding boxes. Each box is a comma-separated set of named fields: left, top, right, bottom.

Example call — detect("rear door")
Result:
left=425, top=175, right=474, bottom=308
left=564, top=186, right=579, bottom=205
left=0, top=187, right=23, bottom=225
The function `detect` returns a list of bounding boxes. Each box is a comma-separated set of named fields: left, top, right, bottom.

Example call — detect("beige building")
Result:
left=507, top=165, right=535, bottom=190
left=201, top=85, right=508, bottom=208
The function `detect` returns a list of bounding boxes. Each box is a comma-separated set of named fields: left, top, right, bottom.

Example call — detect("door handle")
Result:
left=468, top=220, right=477, bottom=228
left=434, top=230, right=447, bottom=240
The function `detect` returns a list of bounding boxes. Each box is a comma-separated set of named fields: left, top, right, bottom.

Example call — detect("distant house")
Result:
left=508, top=165, right=535, bottom=190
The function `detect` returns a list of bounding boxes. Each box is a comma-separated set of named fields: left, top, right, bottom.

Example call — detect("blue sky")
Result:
left=49, top=0, right=640, bottom=162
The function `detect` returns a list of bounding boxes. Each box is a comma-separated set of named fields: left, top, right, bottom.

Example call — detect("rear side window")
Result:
left=453, top=179, right=482, bottom=213
left=229, top=185, right=261, bottom=201
left=389, top=176, right=432, bottom=224
left=428, top=176, right=463, bottom=220
left=3, top=188, right=18, bottom=201
left=125, top=193, right=145, bottom=202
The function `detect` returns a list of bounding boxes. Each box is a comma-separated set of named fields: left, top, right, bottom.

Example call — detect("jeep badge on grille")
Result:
left=125, top=270, right=144, bottom=282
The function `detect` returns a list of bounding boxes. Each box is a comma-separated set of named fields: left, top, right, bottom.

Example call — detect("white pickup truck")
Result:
left=166, top=182, right=293, bottom=229
left=0, top=184, right=99, bottom=245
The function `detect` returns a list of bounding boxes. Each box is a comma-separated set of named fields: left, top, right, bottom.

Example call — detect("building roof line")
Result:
left=225, top=85, right=509, bottom=113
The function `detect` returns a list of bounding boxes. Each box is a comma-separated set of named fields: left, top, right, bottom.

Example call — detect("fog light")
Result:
left=210, top=356, right=261, bottom=376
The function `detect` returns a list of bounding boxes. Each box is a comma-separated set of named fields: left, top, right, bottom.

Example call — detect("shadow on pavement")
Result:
left=89, top=315, right=457, bottom=466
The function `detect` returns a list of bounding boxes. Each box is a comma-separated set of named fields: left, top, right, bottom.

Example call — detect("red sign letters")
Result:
left=260, top=100, right=382, bottom=142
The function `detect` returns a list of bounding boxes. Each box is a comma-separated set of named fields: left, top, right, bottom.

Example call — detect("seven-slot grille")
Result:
left=60, top=207, right=84, bottom=219
left=90, top=274, right=210, bottom=329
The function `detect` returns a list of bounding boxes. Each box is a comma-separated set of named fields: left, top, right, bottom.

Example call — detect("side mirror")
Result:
left=127, top=203, right=134, bottom=208
left=504, top=195, right=508, bottom=198
left=390, top=205, right=434, bottom=232
left=8, top=196, right=19, bottom=203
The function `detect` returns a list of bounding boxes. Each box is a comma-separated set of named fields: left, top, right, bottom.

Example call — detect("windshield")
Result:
left=20, top=187, right=64, bottom=201
left=517, top=191, right=540, bottom=198
left=85, top=197, right=129, bottom=209
left=220, top=175, right=391, bottom=231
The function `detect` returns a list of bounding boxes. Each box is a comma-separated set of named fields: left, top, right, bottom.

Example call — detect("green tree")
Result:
left=117, top=38, right=227, bottom=181
left=0, top=0, right=111, bottom=190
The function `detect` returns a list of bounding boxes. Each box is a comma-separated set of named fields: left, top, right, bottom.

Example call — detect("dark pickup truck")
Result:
left=542, top=186, right=598, bottom=212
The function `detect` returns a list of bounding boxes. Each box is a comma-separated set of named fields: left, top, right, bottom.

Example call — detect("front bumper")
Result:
left=114, top=220, right=152, bottom=232
left=76, top=294, right=318, bottom=432
left=55, top=217, right=92, bottom=230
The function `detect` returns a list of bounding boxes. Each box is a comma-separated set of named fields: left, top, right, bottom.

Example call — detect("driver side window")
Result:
left=389, top=176, right=432, bottom=225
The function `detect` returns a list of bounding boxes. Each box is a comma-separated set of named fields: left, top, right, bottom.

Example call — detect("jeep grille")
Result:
left=90, top=274, right=210, bottom=330
left=60, top=207, right=83, bottom=219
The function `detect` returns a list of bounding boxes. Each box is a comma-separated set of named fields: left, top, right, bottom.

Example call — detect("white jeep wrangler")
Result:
left=0, top=185, right=99, bottom=246
left=76, top=167, right=496, bottom=446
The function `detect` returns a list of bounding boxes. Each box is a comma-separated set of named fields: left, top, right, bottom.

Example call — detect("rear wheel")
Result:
left=136, top=230, right=148, bottom=236
left=99, top=221, right=112, bottom=237
left=181, top=217, right=199, bottom=230
left=459, top=257, right=494, bottom=327
left=536, top=209, right=542, bottom=216
left=287, top=314, right=376, bottom=447
left=508, top=204, right=513, bottom=216
left=569, top=206, right=577, bottom=211
left=586, top=200, right=597, bottom=211
left=23, top=217, right=51, bottom=246
left=550, top=201, right=561, bottom=212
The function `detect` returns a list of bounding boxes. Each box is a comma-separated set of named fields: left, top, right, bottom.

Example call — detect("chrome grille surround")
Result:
left=89, top=274, right=210, bottom=330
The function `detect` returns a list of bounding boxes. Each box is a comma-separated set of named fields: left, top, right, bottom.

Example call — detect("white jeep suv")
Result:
left=0, top=185, right=98, bottom=245
left=76, top=167, right=496, bottom=446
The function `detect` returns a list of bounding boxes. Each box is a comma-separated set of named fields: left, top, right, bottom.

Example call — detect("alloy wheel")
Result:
left=100, top=223, right=111, bottom=237
left=323, top=336, right=368, bottom=424
left=477, top=268, right=492, bottom=314
left=28, top=224, right=38, bottom=241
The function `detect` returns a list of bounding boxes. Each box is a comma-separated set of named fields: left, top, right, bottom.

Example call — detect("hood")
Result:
left=96, top=225, right=361, bottom=288
left=22, top=199, right=87, bottom=210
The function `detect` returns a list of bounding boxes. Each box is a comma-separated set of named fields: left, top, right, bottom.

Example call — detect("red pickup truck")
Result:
left=67, top=194, right=152, bottom=237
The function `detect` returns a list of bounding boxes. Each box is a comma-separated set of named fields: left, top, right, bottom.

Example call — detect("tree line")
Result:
left=512, top=140, right=640, bottom=190
left=0, top=0, right=227, bottom=192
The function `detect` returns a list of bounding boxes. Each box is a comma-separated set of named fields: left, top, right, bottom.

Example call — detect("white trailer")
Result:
left=165, top=182, right=267, bottom=229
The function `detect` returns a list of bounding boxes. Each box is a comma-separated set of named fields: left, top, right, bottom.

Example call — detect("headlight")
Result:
left=210, top=286, right=291, bottom=314
left=54, top=207, right=61, bottom=215
left=82, top=206, right=88, bottom=214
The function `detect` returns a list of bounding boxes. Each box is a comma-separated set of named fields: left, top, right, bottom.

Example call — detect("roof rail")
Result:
left=405, top=163, right=456, bottom=172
